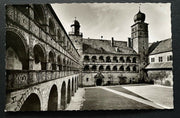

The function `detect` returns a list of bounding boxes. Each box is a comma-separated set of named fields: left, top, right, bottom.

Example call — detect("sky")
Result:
left=51, top=3, right=171, bottom=43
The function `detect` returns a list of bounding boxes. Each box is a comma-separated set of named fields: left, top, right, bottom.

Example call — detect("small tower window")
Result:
left=86, top=78, right=89, bottom=82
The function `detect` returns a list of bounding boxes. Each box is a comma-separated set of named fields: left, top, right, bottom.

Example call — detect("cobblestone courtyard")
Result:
left=66, top=84, right=173, bottom=110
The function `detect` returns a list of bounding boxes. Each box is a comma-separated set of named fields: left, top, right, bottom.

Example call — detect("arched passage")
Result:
left=133, top=57, right=136, bottom=63
left=92, top=65, right=97, bottom=71
left=84, top=55, right=90, bottom=62
left=106, top=66, right=111, bottom=71
left=67, top=79, right=71, bottom=104
left=99, top=56, right=104, bottom=62
left=6, top=31, right=29, bottom=70
left=84, top=65, right=90, bottom=71
left=119, top=57, right=125, bottom=63
left=119, top=66, right=124, bottom=71
left=20, top=93, right=40, bottom=111
left=133, top=66, right=137, bottom=72
left=91, top=56, right=97, bottom=62
left=33, top=44, right=46, bottom=70
left=61, top=81, right=66, bottom=110
left=126, top=57, right=131, bottom=63
left=126, top=66, right=130, bottom=71
left=99, top=65, right=104, bottom=71
left=48, top=50, right=56, bottom=70
left=57, top=55, right=62, bottom=71
left=49, top=18, right=55, bottom=35
left=75, top=78, right=77, bottom=92
left=72, top=78, right=74, bottom=96
left=113, top=56, right=118, bottom=63
left=113, top=66, right=117, bottom=71
left=106, top=56, right=111, bottom=62
left=47, top=85, right=58, bottom=111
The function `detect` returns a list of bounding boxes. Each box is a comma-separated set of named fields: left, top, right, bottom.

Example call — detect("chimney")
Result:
left=128, top=37, right=133, bottom=48
left=111, top=37, right=114, bottom=47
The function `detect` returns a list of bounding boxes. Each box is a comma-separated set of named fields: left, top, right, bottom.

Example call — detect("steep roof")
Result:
left=82, top=38, right=137, bottom=54
left=146, top=62, right=172, bottom=70
left=149, top=38, right=172, bottom=55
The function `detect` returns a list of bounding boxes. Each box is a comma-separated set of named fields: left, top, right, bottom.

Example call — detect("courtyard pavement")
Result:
left=66, top=84, right=174, bottom=110
left=122, top=84, right=174, bottom=109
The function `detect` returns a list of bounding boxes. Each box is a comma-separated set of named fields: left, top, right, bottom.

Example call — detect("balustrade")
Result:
left=6, top=70, right=79, bottom=91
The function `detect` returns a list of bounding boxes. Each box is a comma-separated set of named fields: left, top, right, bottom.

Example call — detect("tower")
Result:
left=69, top=18, right=83, bottom=37
left=68, top=18, right=84, bottom=87
left=131, top=9, right=149, bottom=82
left=69, top=18, right=83, bottom=55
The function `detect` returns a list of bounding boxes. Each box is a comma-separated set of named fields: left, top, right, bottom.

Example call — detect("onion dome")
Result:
left=134, top=10, right=146, bottom=23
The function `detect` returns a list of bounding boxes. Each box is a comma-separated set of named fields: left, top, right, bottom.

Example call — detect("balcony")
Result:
left=6, top=70, right=79, bottom=91
left=68, top=31, right=83, bottom=37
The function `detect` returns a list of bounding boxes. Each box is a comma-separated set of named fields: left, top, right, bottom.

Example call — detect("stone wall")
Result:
left=82, top=72, right=139, bottom=86
left=5, top=74, right=80, bottom=111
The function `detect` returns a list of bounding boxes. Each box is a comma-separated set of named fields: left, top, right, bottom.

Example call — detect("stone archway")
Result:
left=72, top=78, right=74, bottom=96
left=47, top=85, right=58, bottom=111
left=61, top=81, right=66, bottom=110
left=20, top=93, right=41, bottom=111
left=67, top=79, right=71, bottom=104
left=6, top=31, right=29, bottom=70
left=94, top=72, right=104, bottom=86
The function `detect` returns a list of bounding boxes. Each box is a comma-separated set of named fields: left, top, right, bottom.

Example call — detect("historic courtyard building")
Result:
left=146, top=38, right=173, bottom=86
left=69, top=10, right=150, bottom=86
left=5, top=4, right=173, bottom=111
left=5, top=4, right=81, bottom=111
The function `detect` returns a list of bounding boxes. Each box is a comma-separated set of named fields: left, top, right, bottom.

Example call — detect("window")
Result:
left=159, top=57, right=163, bottom=62
left=151, top=58, right=155, bottom=62
left=86, top=78, right=89, bottom=82
left=167, top=55, right=173, bottom=61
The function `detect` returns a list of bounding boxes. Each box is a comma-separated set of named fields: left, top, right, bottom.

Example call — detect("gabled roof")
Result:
left=82, top=38, right=137, bottom=54
left=148, top=38, right=172, bottom=55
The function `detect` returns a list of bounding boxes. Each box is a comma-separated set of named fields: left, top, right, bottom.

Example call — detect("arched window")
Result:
left=132, top=57, right=136, bottom=63
left=99, top=56, right=104, bottom=62
left=33, top=44, right=46, bottom=70
left=84, top=55, right=90, bottom=62
left=49, top=18, right=55, bottom=35
left=126, top=66, right=130, bottom=71
left=113, top=66, right=117, bottom=71
left=113, top=56, right=118, bottom=63
left=91, top=56, right=97, bottom=62
left=84, top=65, right=90, bottom=71
left=34, top=5, right=45, bottom=25
left=57, top=55, right=62, bottom=71
left=105, top=66, right=111, bottom=71
left=92, top=65, right=97, bottom=71
left=57, top=30, right=63, bottom=43
left=119, top=57, right=125, bottom=63
left=99, top=65, right=104, bottom=71
left=119, top=66, right=124, bottom=71
left=133, top=66, right=137, bottom=72
left=49, top=51, right=56, bottom=70
left=106, top=56, right=111, bottom=62
left=126, top=57, right=131, bottom=63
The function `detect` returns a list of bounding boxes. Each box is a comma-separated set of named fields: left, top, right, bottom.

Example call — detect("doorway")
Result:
left=96, top=78, right=103, bottom=86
